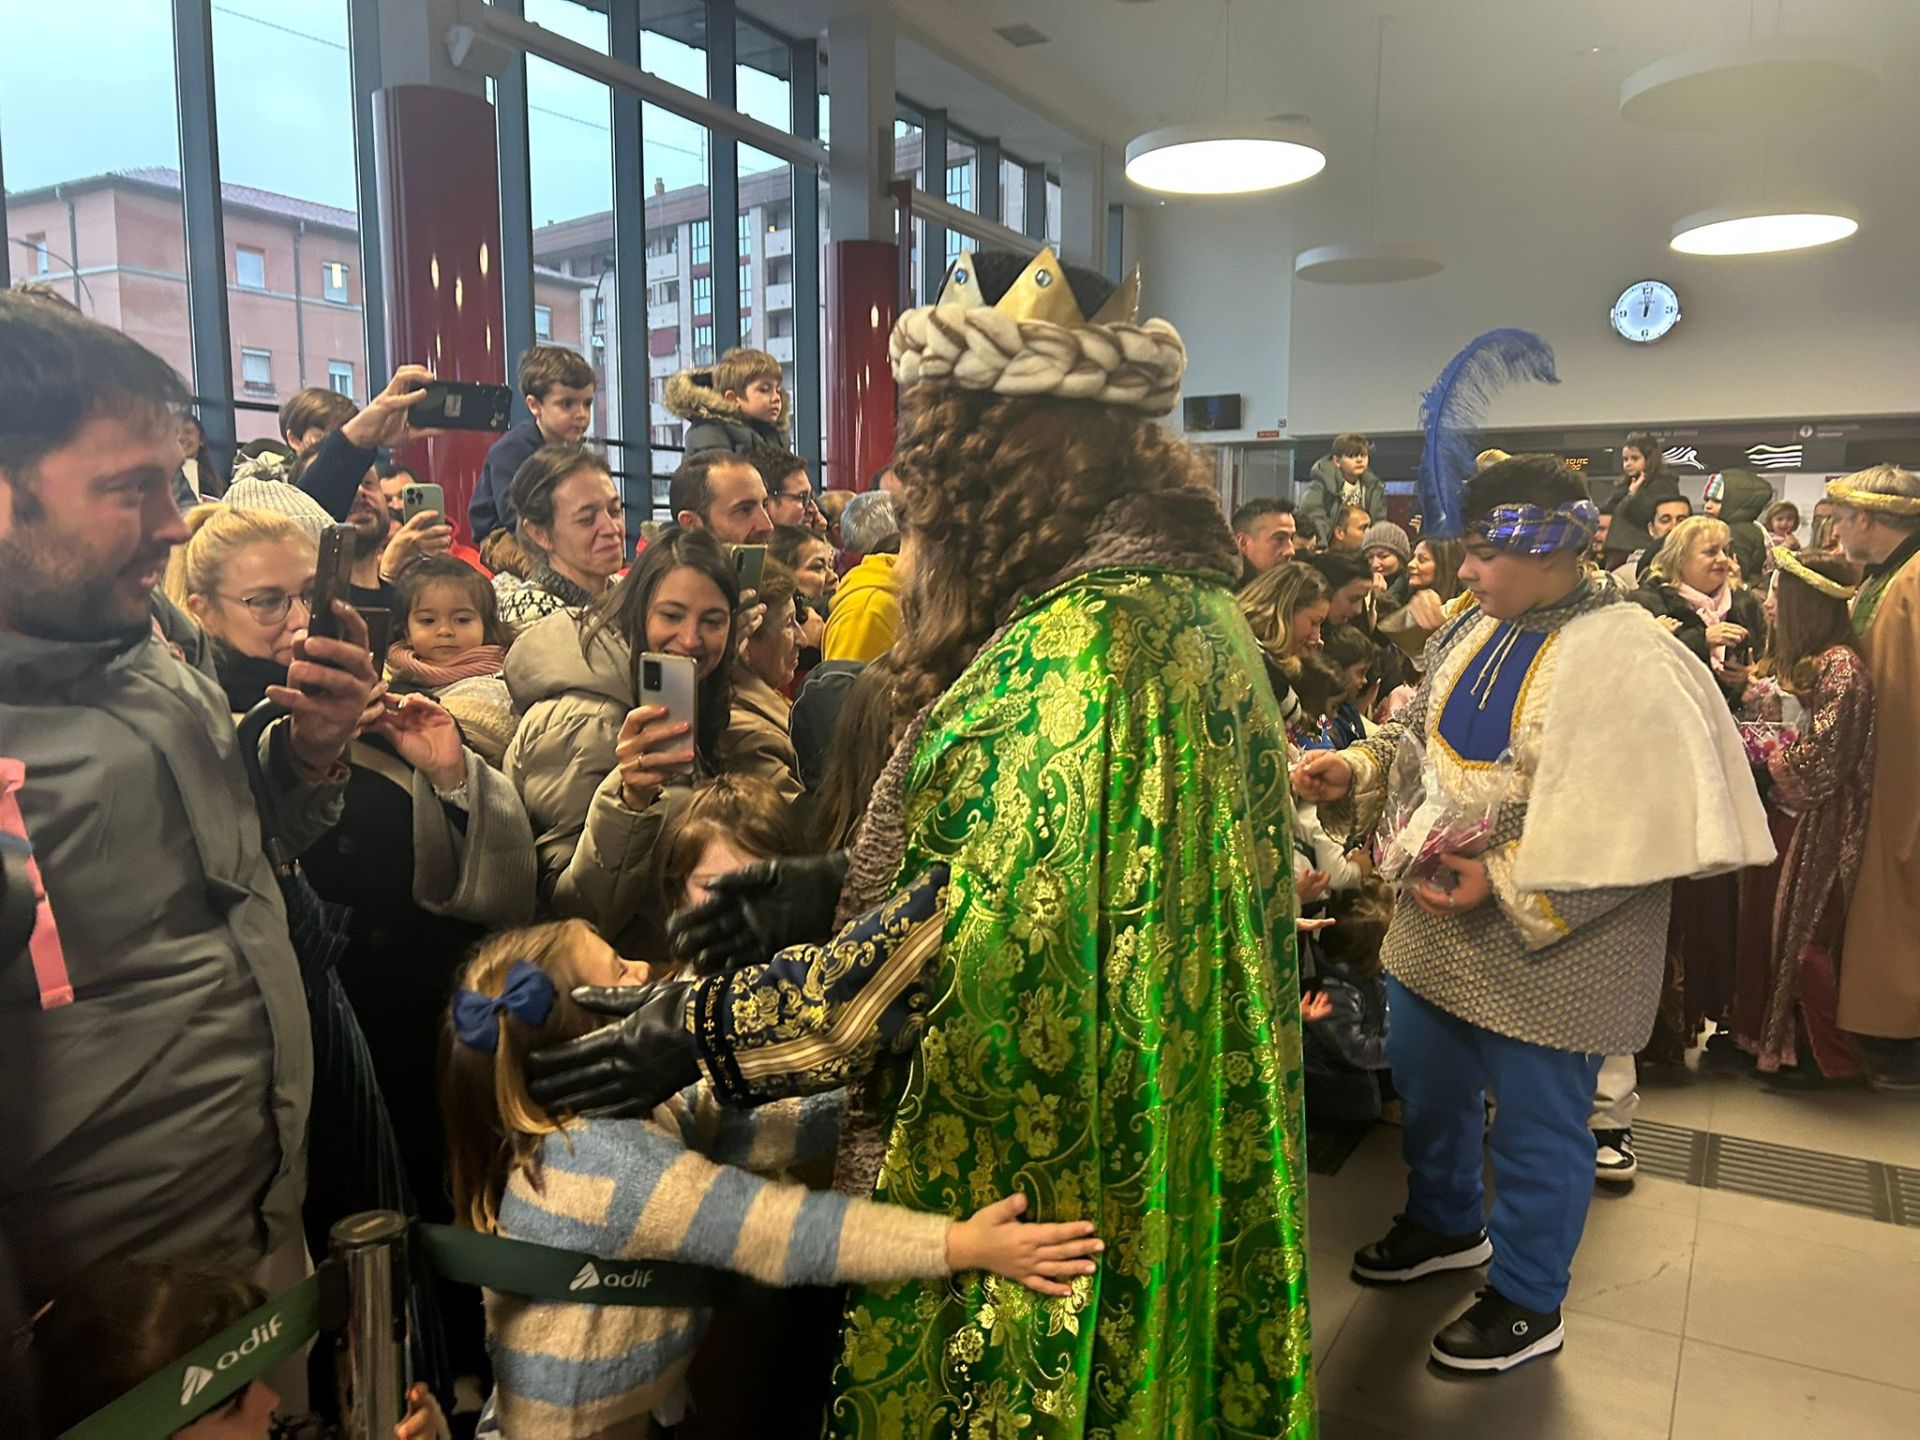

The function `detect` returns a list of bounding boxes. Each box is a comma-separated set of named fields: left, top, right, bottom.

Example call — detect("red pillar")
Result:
left=824, top=239, right=899, bottom=493
left=371, top=85, right=508, bottom=543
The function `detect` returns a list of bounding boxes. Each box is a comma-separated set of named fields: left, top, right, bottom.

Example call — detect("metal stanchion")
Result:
left=329, top=1211, right=410, bottom=1440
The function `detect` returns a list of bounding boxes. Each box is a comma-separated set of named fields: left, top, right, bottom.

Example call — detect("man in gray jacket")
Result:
left=0, top=294, right=374, bottom=1307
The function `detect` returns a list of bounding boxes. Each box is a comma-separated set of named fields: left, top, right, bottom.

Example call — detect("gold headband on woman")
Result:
left=1825, top=474, right=1920, bottom=516
left=1772, top=547, right=1858, bottom=602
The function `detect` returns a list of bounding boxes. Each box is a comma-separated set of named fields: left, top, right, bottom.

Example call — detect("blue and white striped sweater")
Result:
left=485, top=1085, right=951, bottom=1438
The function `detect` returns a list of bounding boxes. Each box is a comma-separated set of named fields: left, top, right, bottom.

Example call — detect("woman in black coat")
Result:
left=1632, top=515, right=1767, bottom=709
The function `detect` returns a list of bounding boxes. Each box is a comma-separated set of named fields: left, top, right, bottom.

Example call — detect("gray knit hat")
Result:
left=1362, top=520, right=1412, bottom=567
left=223, top=476, right=335, bottom=539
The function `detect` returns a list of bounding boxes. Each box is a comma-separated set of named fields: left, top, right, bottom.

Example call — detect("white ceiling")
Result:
left=747, top=0, right=1919, bottom=207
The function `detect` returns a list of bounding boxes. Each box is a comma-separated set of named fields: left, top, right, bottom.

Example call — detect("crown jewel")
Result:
left=935, top=246, right=1143, bottom=327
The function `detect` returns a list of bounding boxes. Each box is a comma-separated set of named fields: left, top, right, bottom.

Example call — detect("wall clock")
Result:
left=1612, top=280, right=1681, bottom=343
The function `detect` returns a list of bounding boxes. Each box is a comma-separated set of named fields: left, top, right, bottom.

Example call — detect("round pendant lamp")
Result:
left=1670, top=205, right=1858, bottom=256
left=1293, top=241, right=1444, bottom=284
left=1292, top=18, right=1442, bottom=284
left=1124, top=121, right=1327, bottom=196
left=1621, top=40, right=1875, bottom=130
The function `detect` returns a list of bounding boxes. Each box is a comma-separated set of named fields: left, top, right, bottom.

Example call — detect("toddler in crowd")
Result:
left=386, top=556, right=517, bottom=767
left=448, top=780, right=1103, bottom=1438
left=32, top=1259, right=444, bottom=1440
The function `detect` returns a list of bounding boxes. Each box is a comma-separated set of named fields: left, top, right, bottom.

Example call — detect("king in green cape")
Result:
left=526, top=248, right=1315, bottom=1438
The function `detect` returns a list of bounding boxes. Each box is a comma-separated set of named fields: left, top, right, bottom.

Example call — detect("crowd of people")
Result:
left=2, top=256, right=1917, bottom=1437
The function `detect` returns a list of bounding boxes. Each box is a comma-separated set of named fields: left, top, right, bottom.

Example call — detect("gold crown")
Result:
left=935, top=246, right=1142, bottom=327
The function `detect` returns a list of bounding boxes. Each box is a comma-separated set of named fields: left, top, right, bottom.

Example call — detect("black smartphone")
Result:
left=360, top=607, right=392, bottom=670
left=308, top=523, right=356, bottom=642
left=412, top=381, right=514, bottom=432
left=731, top=544, right=767, bottom=593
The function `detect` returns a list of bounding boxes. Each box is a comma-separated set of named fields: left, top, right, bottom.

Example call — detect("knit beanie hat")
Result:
left=223, top=476, right=336, bottom=539
left=1361, top=520, right=1412, bottom=567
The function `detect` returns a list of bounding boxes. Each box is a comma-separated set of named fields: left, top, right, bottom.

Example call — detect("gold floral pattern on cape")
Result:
left=827, top=569, right=1315, bottom=1438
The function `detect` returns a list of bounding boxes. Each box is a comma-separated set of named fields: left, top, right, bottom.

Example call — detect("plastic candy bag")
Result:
left=1376, top=730, right=1506, bottom=891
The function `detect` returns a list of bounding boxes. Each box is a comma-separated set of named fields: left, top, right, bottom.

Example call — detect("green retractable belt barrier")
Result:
left=57, top=1268, right=326, bottom=1440
left=415, top=1223, right=781, bottom=1310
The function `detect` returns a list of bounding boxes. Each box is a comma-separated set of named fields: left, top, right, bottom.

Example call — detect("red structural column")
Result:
left=824, top=239, right=899, bottom=492
left=371, top=85, right=508, bottom=543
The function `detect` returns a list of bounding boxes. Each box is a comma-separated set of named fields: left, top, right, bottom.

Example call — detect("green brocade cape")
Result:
left=828, top=567, right=1315, bottom=1438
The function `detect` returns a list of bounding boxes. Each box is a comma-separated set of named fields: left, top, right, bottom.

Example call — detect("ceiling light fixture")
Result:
left=1125, top=121, right=1327, bottom=195
left=1621, top=38, right=1875, bottom=131
left=1670, top=206, right=1858, bottom=256
left=1294, top=17, right=1441, bottom=283
left=1124, top=2, right=1326, bottom=197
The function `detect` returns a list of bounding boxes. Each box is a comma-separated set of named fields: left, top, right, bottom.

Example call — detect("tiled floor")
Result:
left=1307, top=1064, right=1920, bottom=1439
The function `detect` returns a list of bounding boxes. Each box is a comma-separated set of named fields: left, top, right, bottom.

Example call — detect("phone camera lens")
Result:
left=644, top=661, right=661, bottom=687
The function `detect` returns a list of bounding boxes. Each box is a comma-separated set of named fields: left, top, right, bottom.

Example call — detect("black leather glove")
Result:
left=524, top=979, right=700, bottom=1117
left=665, top=851, right=851, bottom=975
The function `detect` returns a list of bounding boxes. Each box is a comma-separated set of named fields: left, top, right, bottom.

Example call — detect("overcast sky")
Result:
left=2, top=0, right=795, bottom=231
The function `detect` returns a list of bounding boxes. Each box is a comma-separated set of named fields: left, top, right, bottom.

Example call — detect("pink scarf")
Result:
left=385, top=641, right=508, bottom=689
left=1674, top=581, right=1733, bottom=668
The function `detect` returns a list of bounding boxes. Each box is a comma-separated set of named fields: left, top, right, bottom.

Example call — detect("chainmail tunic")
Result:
left=1328, top=580, right=1671, bottom=1054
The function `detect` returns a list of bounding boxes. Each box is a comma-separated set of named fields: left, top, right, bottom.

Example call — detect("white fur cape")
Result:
left=1512, top=603, right=1775, bottom=891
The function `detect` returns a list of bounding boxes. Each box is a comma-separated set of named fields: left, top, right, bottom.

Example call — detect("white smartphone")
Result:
left=639, top=652, right=699, bottom=773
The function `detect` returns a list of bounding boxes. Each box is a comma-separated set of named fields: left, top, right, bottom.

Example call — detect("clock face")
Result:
left=1612, top=281, right=1681, bottom=343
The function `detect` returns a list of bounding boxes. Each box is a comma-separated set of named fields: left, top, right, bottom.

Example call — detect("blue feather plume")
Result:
left=1416, top=329, right=1560, bottom=538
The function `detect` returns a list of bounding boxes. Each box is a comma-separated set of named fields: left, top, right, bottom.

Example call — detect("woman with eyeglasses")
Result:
left=165, top=504, right=539, bottom=1390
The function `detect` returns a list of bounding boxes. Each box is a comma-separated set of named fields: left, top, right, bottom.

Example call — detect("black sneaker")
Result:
left=1351, top=1214, right=1493, bottom=1285
left=1593, top=1128, right=1637, bottom=1184
left=1430, top=1287, right=1565, bottom=1374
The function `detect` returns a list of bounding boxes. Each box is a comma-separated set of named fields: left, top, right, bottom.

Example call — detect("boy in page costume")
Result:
left=526, top=249, right=1315, bottom=1436
left=1296, top=453, right=1772, bottom=1374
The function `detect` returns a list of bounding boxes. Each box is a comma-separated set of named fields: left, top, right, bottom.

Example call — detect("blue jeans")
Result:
left=1386, top=976, right=1604, bottom=1312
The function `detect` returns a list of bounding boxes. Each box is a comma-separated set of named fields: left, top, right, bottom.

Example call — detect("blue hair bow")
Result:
left=452, top=960, right=557, bottom=1052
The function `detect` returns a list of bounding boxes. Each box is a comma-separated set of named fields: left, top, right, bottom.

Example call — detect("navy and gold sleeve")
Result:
left=689, top=864, right=949, bottom=1106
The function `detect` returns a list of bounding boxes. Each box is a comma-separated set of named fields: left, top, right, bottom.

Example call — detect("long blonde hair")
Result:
left=162, top=504, right=314, bottom=613
left=1238, top=560, right=1331, bottom=668
left=1646, top=515, right=1732, bottom=588
left=439, top=920, right=610, bottom=1233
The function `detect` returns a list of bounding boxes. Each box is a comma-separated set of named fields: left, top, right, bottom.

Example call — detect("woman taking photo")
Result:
left=1239, top=559, right=1332, bottom=730
left=505, top=526, right=742, bottom=959
left=495, top=444, right=629, bottom=625
left=165, top=503, right=534, bottom=1391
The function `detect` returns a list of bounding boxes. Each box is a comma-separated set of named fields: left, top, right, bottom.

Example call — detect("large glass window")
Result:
left=736, top=18, right=796, bottom=404
left=525, top=0, right=621, bottom=442
left=641, top=99, right=710, bottom=471
left=1000, top=156, right=1029, bottom=232
left=211, top=0, right=366, bottom=442
left=1, top=3, right=193, bottom=398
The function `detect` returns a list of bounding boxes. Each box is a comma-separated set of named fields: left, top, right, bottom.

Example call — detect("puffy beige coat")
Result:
left=503, top=611, right=689, bottom=958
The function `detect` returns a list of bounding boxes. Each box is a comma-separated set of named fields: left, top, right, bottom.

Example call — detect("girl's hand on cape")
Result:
left=947, top=1193, right=1103, bottom=1298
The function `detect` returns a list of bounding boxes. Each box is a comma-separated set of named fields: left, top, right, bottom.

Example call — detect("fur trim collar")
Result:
left=662, top=366, right=792, bottom=438
left=1016, top=487, right=1239, bottom=617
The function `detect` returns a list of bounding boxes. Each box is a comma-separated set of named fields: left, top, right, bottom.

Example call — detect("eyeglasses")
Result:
left=219, top=588, right=314, bottom=624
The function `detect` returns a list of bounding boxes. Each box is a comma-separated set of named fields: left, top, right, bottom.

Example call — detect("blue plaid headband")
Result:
left=1466, top=499, right=1600, bottom=555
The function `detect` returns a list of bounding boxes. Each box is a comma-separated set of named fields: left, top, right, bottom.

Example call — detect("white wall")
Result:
left=1133, top=197, right=1296, bottom=445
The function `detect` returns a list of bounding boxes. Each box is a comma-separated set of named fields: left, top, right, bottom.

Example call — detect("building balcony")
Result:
left=767, top=335, right=794, bottom=364
left=646, top=252, right=678, bottom=283
left=765, top=228, right=793, bottom=259
left=651, top=301, right=679, bottom=329
left=765, top=282, right=793, bottom=312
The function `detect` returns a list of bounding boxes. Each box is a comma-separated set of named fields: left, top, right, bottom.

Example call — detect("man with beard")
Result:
left=0, top=294, right=376, bottom=1316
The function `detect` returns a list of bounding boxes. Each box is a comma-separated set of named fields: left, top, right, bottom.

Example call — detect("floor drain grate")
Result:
left=1631, top=1120, right=1917, bottom=1227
